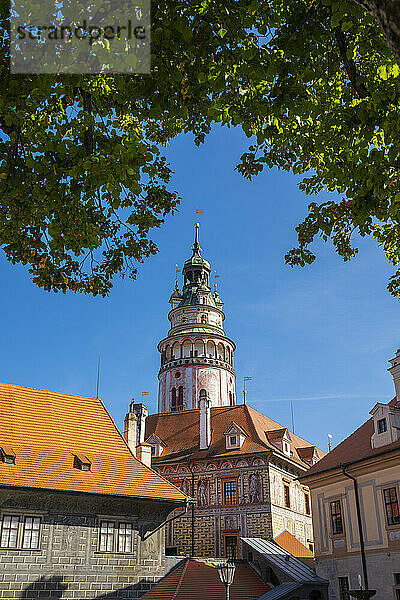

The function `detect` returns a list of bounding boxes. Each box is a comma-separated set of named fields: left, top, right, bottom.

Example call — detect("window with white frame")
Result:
left=0, top=515, right=19, bottom=548
left=99, top=521, right=114, bottom=552
left=99, top=520, right=135, bottom=553
left=0, top=514, right=42, bottom=549
left=22, top=517, right=41, bottom=549
left=118, top=522, right=133, bottom=553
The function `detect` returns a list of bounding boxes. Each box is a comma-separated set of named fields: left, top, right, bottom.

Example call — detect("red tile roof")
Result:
left=0, top=383, right=187, bottom=502
left=274, top=530, right=314, bottom=566
left=146, top=405, right=324, bottom=468
left=141, top=559, right=270, bottom=600
left=301, top=399, right=400, bottom=480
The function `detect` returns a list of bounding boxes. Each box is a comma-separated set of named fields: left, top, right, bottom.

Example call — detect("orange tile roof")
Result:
left=146, top=405, right=324, bottom=468
left=274, top=530, right=314, bottom=565
left=301, top=398, right=400, bottom=480
left=141, top=559, right=271, bottom=600
left=0, top=383, right=187, bottom=502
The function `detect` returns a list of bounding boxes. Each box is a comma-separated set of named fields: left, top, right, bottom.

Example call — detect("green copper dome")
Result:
left=174, top=223, right=221, bottom=309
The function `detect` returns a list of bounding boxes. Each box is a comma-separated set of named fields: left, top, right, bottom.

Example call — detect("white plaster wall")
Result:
left=159, top=363, right=237, bottom=412
left=185, top=367, right=193, bottom=409
left=169, top=306, right=224, bottom=329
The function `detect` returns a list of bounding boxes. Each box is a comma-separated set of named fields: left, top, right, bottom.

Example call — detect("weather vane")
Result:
left=214, top=270, right=220, bottom=292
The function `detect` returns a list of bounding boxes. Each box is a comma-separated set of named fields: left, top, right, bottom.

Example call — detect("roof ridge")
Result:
left=242, top=405, right=270, bottom=450
left=141, top=559, right=187, bottom=599
left=246, top=405, right=324, bottom=455
left=301, top=417, right=375, bottom=478
left=0, top=381, right=96, bottom=401
left=171, top=557, right=190, bottom=600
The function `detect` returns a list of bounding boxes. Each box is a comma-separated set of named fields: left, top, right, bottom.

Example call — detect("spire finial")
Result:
left=192, top=222, right=202, bottom=255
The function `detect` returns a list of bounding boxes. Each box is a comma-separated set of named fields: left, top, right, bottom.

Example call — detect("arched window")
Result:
left=194, top=340, right=205, bottom=357
left=201, top=314, right=208, bottom=324
left=178, top=386, right=184, bottom=410
left=229, top=392, right=234, bottom=406
left=171, top=388, right=177, bottom=412
left=207, top=340, right=216, bottom=358
left=217, top=343, right=224, bottom=360
left=166, top=346, right=172, bottom=362
left=182, top=340, right=192, bottom=358
left=172, top=342, right=181, bottom=360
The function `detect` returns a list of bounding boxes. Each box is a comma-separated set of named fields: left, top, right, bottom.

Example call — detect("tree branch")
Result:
left=333, top=27, right=369, bottom=98
left=351, top=0, right=400, bottom=66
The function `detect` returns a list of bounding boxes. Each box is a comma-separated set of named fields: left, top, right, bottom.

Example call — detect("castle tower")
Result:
left=157, top=224, right=236, bottom=412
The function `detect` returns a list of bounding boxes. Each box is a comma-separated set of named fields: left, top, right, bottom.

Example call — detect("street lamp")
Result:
left=216, top=560, right=236, bottom=600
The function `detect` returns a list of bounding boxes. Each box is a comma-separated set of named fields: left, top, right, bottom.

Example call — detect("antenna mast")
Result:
left=96, top=354, right=101, bottom=399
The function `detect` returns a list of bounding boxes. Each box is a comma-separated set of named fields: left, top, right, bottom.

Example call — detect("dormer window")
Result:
left=377, top=418, right=387, bottom=433
left=224, top=423, right=247, bottom=450
left=370, top=401, right=400, bottom=449
left=73, top=454, right=91, bottom=471
left=0, top=447, right=16, bottom=465
left=144, top=434, right=166, bottom=458
left=265, top=428, right=292, bottom=457
left=297, top=446, right=319, bottom=466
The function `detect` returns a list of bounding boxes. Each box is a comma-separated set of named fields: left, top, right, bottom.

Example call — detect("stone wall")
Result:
left=246, top=512, right=273, bottom=539
left=0, top=488, right=181, bottom=600
left=156, top=454, right=312, bottom=558
left=316, top=551, right=400, bottom=600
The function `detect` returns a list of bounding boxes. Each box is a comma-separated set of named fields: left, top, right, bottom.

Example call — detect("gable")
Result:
left=144, top=433, right=166, bottom=447
left=224, top=422, right=248, bottom=437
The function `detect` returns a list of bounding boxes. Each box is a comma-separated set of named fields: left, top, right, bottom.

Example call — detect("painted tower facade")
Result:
left=157, top=225, right=236, bottom=413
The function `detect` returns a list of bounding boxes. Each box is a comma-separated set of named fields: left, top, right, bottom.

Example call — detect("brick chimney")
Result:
left=199, top=389, right=211, bottom=450
left=124, top=399, right=148, bottom=456
left=388, top=348, right=400, bottom=402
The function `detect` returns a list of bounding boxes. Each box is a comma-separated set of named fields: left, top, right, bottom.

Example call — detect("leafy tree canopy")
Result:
left=1, top=0, right=400, bottom=297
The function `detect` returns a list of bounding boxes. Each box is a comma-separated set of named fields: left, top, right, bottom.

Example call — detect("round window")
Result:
left=175, top=371, right=181, bottom=379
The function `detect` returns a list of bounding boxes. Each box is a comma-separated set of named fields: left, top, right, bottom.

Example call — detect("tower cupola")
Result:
left=180, top=223, right=217, bottom=308
left=157, top=224, right=237, bottom=413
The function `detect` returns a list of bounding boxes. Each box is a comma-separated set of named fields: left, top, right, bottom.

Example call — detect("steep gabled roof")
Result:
left=0, top=382, right=187, bottom=502
left=301, top=400, right=400, bottom=480
left=145, top=405, right=323, bottom=468
left=273, top=530, right=314, bottom=566
left=141, top=558, right=270, bottom=600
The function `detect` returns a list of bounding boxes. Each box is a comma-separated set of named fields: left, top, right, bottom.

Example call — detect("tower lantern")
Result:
left=157, top=225, right=236, bottom=413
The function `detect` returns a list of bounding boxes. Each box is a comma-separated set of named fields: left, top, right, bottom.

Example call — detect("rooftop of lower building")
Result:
left=0, top=382, right=188, bottom=503
left=145, top=404, right=324, bottom=469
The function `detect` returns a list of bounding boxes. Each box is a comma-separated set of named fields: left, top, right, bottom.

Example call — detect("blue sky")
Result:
left=2, top=125, right=399, bottom=453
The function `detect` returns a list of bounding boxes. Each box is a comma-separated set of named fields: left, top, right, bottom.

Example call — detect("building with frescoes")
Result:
left=124, top=225, right=324, bottom=559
